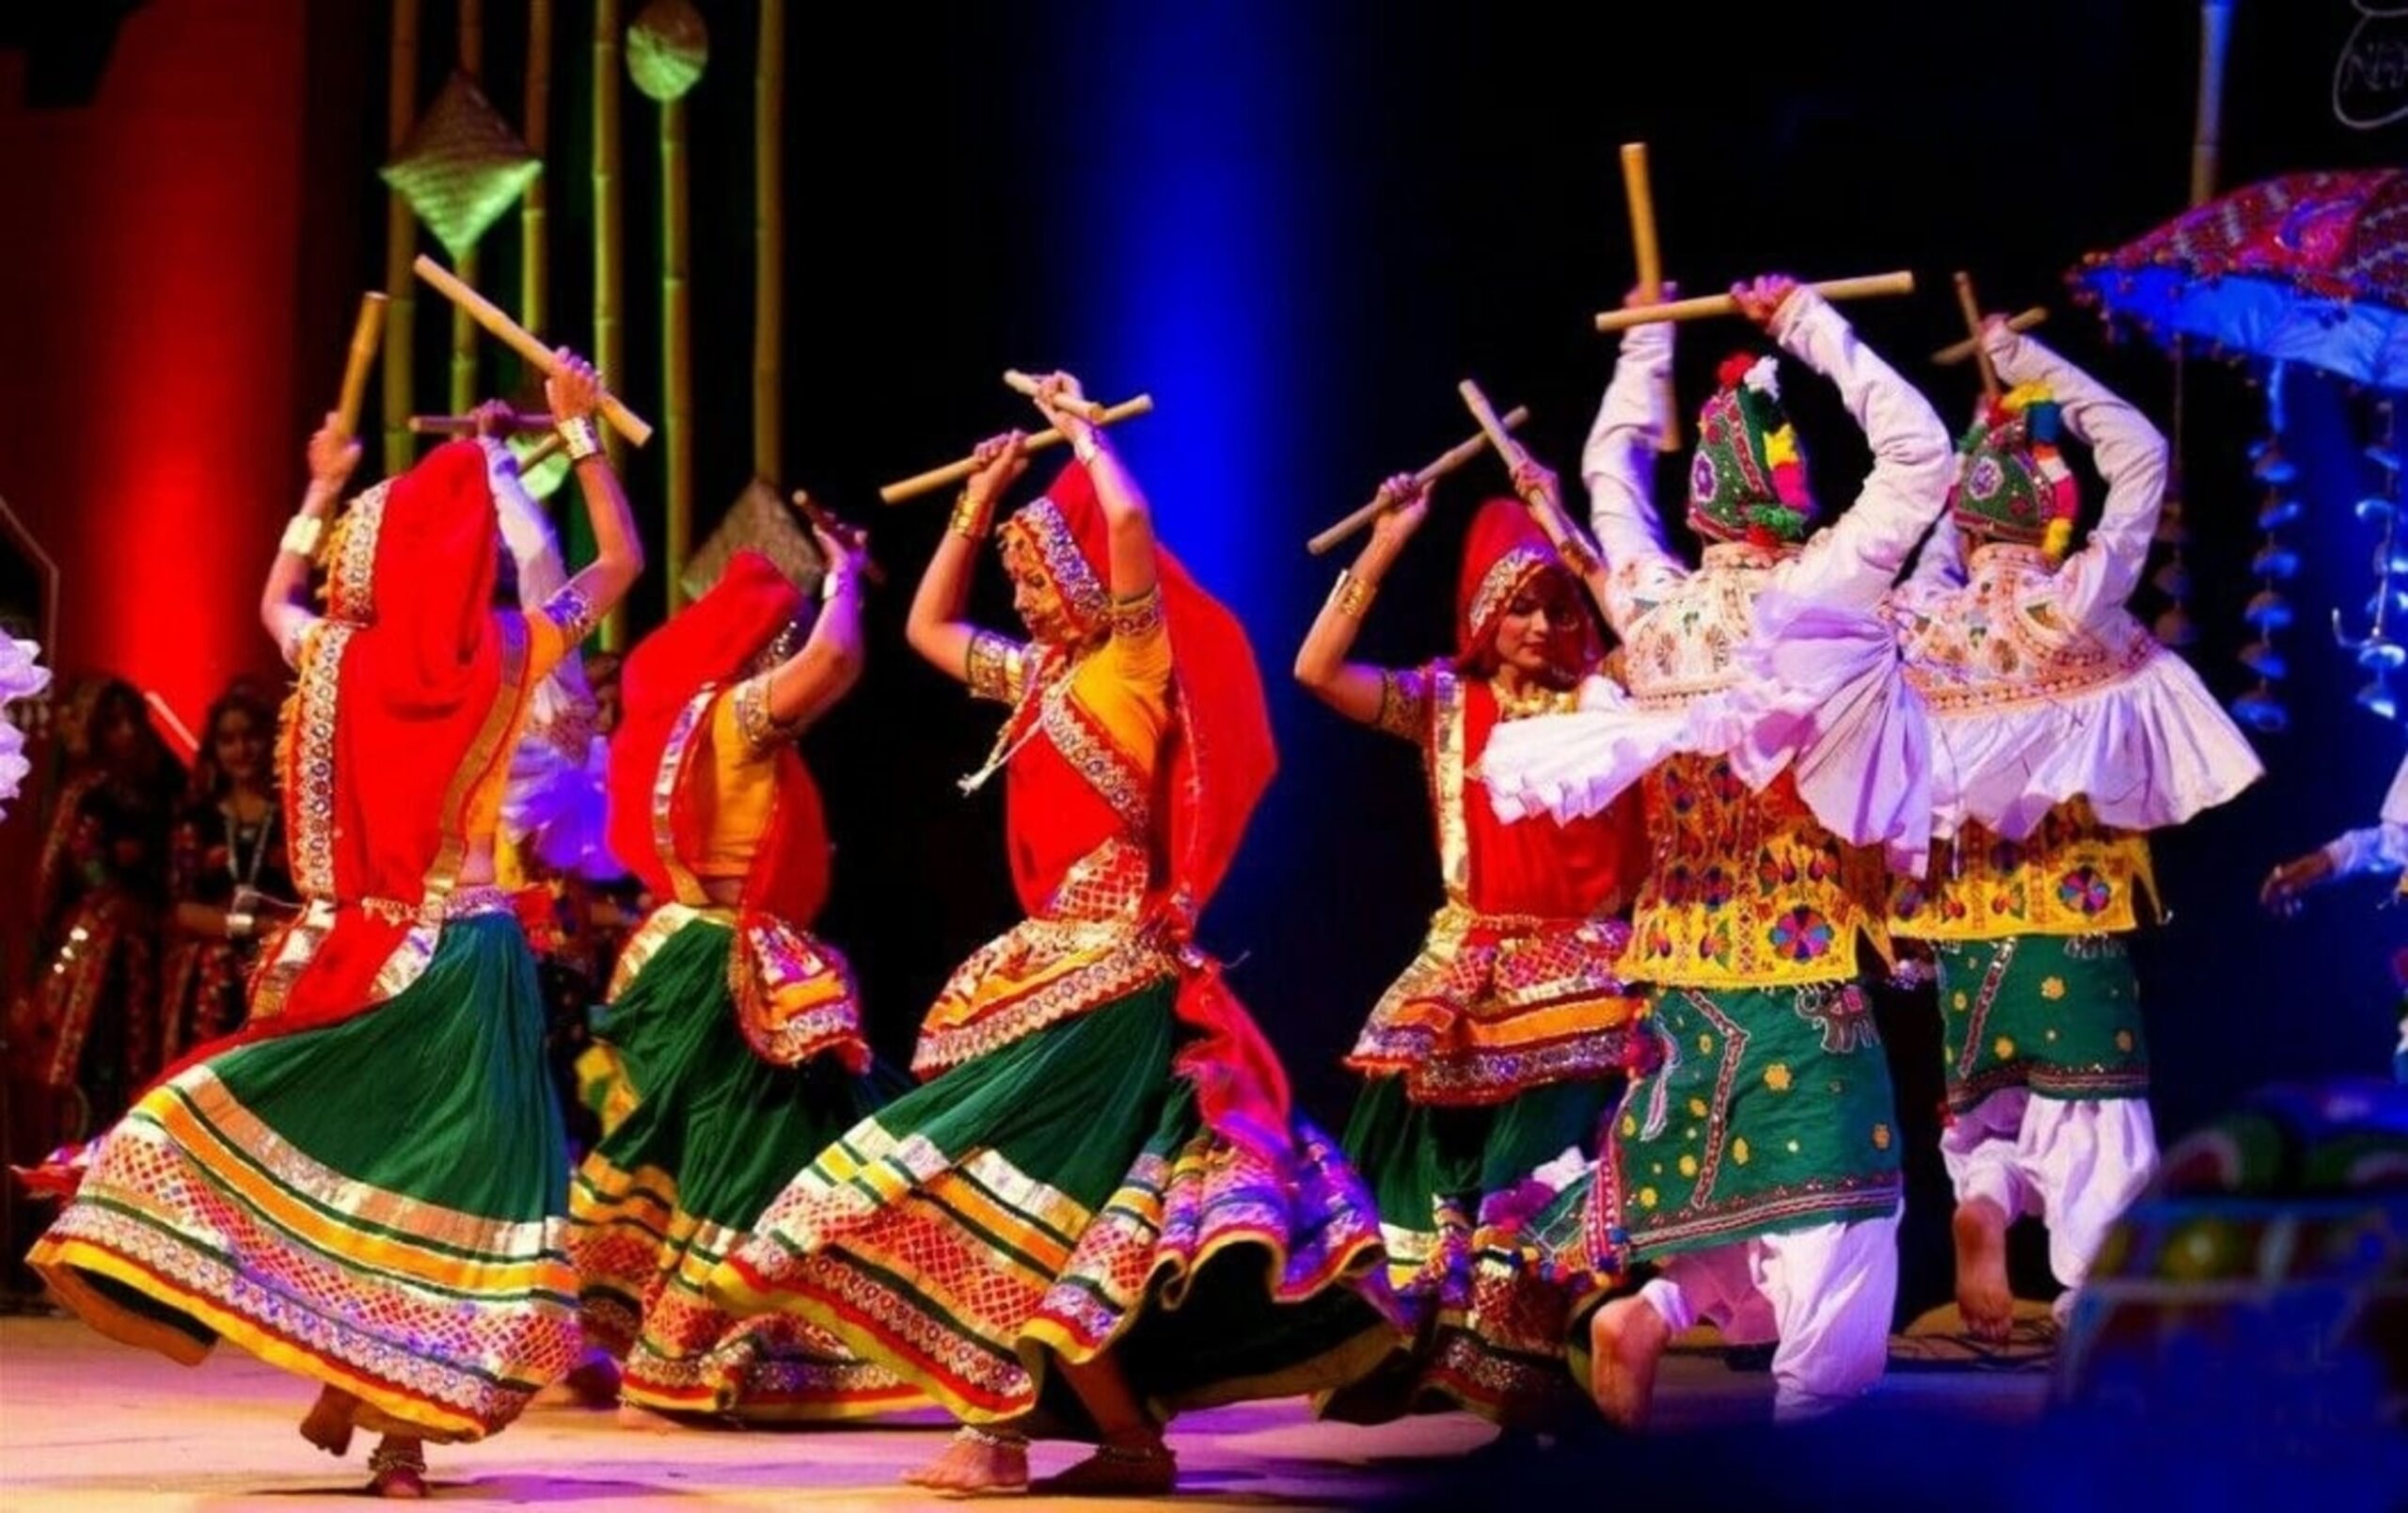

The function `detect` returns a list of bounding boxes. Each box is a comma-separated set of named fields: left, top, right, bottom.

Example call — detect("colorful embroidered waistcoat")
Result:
left=1890, top=797, right=2156, bottom=940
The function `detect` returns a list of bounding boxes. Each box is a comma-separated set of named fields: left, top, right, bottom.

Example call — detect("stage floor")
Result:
left=0, top=1314, right=2049, bottom=1509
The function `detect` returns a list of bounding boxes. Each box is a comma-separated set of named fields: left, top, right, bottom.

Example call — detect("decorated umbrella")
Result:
left=2070, top=169, right=2408, bottom=731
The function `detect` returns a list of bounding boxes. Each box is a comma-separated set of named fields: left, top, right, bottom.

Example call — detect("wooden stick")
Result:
left=516, top=433, right=565, bottom=470
left=879, top=395, right=1155, bottom=504
left=409, top=411, right=557, bottom=435
left=1593, top=271, right=1916, bottom=332
left=381, top=0, right=421, bottom=471
left=333, top=293, right=388, bottom=440
left=754, top=0, right=784, bottom=483
left=790, top=490, right=888, bottom=586
left=413, top=254, right=655, bottom=445
left=1932, top=306, right=2048, bottom=365
left=1002, top=370, right=1109, bottom=423
left=1457, top=380, right=1529, bottom=469
left=1620, top=142, right=1680, bottom=452
left=1952, top=272, right=2002, bottom=406
left=1306, top=406, right=1531, bottom=556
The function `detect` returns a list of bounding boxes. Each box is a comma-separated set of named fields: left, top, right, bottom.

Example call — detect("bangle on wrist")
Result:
left=1070, top=427, right=1101, bottom=466
left=950, top=490, right=993, bottom=541
left=1331, top=569, right=1375, bottom=619
left=279, top=515, right=325, bottom=559
left=225, top=911, right=256, bottom=941
left=557, top=414, right=603, bottom=462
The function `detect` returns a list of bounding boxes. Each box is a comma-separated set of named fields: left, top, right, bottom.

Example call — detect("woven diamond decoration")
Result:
left=379, top=72, right=543, bottom=261
left=682, top=478, right=827, bottom=604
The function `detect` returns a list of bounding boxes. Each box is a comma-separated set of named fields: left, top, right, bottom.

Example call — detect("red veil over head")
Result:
left=161, top=440, right=521, bottom=1080
left=1452, top=498, right=1600, bottom=682
left=1006, top=461, right=1291, bottom=1159
left=605, top=550, right=830, bottom=925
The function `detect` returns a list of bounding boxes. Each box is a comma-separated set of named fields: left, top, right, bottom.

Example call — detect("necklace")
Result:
left=223, top=796, right=275, bottom=893
left=1490, top=677, right=1568, bottom=722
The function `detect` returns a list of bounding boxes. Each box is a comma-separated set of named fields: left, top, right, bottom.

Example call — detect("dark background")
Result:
left=5, top=0, right=2404, bottom=1316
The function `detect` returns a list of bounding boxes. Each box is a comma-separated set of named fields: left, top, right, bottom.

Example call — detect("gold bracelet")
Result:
left=557, top=414, right=603, bottom=462
left=950, top=490, right=993, bottom=541
left=279, top=514, right=325, bottom=559
left=1332, top=569, right=1375, bottom=618
left=820, top=569, right=854, bottom=602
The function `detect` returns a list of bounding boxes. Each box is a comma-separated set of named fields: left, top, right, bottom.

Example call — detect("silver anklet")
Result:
left=957, top=1425, right=1028, bottom=1451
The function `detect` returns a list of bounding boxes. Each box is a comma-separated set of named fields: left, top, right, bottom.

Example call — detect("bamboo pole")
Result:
left=1620, top=143, right=1680, bottom=451
left=880, top=396, right=1155, bottom=503
left=522, top=0, right=552, bottom=337
left=452, top=0, right=484, bottom=413
left=593, top=0, right=626, bottom=646
left=1593, top=271, right=1916, bottom=332
left=381, top=0, right=422, bottom=473
left=1306, top=406, right=1532, bottom=556
left=663, top=90, right=693, bottom=611
left=754, top=0, right=784, bottom=483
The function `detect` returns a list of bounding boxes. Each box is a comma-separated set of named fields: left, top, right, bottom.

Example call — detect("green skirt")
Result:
left=568, top=916, right=921, bottom=1419
left=29, top=914, right=578, bottom=1442
left=706, top=981, right=1405, bottom=1431
left=1934, top=933, right=2150, bottom=1115
left=1605, top=982, right=1902, bottom=1261
left=1317, top=1074, right=1611, bottom=1428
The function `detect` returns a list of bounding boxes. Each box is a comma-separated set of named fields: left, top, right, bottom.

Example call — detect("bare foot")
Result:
left=903, top=1430, right=1030, bottom=1495
left=1032, top=1436, right=1178, bottom=1496
left=1588, top=1297, right=1670, bottom=1430
left=297, top=1384, right=358, bottom=1457
left=614, top=1400, right=695, bottom=1433
left=1953, top=1197, right=2015, bottom=1346
left=365, top=1436, right=427, bottom=1499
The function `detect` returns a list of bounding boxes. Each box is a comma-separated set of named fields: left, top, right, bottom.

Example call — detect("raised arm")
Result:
left=907, top=432, right=1027, bottom=689
left=1294, top=475, right=1432, bottom=735
left=545, top=352, right=644, bottom=629
left=1032, top=371, right=1157, bottom=606
left=1581, top=297, right=1687, bottom=632
left=1760, top=281, right=1954, bottom=611
left=261, top=414, right=358, bottom=666
left=1988, top=323, right=2170, bottom=628
left=759, top=523, right=872, bottom=735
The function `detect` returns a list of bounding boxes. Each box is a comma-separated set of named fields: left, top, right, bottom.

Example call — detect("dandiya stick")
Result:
left=1457, top=379, right=1530, bottom=470
left=1002, top=369, right=1109, bottom=423
left=1306, top=406, right=1531, bottom=556
left=1594, top=271, right=1916, bottom=332
left=333, top=293, right=388, bottom=440
left=1933, top=306, right=2047, bottom=365
left=1952, top=271, right=2003, bottom=406
left=1620, top=143, right=1680, bottom=451
left=412, top=254, right=655, bottom=445
left=879, top=395, right=1154, bottom=504
left=790, top=490, right=889, bottom=587
left=408, top=411, right=557, bottom=435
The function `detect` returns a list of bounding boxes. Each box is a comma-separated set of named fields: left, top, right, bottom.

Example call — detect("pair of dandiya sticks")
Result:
left=352, top=234, right=2039, bottom=570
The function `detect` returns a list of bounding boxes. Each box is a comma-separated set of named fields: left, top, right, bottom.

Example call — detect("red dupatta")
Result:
left=606, top=551, right=863, bottom=1071
left=1001, top=462, right=1291, bottom=1161
left=607, top=550, right=829, bottom=925
left=151, top=440, right=529, bottom=1081
left=1443, top=501, right=1642, bottom=918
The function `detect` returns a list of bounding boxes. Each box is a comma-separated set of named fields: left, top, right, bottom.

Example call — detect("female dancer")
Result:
left=1294, top=486, right=1645, bottom=1428
left=31, top=356, right=641, bottom=1497
left=709, top=374, right=1401, bottom=1495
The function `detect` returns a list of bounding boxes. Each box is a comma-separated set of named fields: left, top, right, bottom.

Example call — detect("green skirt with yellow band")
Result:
left=705, top=980, right=1406, bottom=1433
left=29, top=913, right=579, bottom=1443
left=1317, top=1074, right=1613, bottom=1429
left=567, top=915, right=922, bottom=1420
left=1604, top=982, right=1903, bottom=1262
left=1933, top=932, right=2150, bottom=1116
